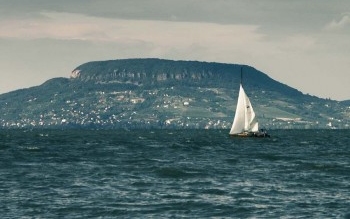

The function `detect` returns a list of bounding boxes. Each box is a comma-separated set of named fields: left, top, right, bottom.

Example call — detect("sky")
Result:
left=0, top=0, right=349, bottom=100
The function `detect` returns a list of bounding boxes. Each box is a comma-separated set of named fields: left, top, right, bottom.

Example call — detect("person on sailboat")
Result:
left=260, top=128, right=269, bottom=137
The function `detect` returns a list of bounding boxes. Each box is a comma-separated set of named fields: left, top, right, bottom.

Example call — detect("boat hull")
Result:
left=229, top=131, right=270, bottom=138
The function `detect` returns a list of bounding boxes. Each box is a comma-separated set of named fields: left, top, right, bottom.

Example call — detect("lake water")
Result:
left=1, top=129, right=349, bottom=218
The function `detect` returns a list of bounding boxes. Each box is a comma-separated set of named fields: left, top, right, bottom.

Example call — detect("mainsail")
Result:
left=229, top=84, right=259, bottom=135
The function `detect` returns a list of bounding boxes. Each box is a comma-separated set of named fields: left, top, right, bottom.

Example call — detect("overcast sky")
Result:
left=0, top=0, right=349, bottom=100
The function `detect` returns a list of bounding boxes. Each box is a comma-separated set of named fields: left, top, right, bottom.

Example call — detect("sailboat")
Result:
left=229, top=67, right=270, bottom=137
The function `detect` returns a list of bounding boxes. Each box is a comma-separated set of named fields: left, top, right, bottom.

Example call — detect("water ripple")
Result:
left=0, top=129, right=349, bottom=218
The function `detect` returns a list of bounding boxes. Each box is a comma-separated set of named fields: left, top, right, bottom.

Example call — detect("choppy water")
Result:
left=0, top=129, right=349, bottom=218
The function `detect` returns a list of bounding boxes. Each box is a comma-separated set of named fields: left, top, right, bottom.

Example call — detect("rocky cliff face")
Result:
left=0, top=58, right=348, bottom=129
left=71, top=59, right=228, bottom=87
left=70, top=58, right=303, bottom=97
left=72, top=68, right=213, bottom=84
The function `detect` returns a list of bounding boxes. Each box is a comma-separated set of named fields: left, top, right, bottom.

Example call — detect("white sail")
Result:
left=229, top=84, right=259, bottom=135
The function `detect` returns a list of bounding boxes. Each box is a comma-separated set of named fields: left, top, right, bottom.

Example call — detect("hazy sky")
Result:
left=1, top=0, right=349, bottom=100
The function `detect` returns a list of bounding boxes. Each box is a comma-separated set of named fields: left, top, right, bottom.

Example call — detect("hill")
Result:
left=0, top=58, right=348, bottom=129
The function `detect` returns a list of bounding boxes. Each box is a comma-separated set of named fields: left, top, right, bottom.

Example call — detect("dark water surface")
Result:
left=1, top=129, right=349, bottom=218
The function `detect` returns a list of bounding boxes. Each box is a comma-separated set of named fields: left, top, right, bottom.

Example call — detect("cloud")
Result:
left=325, top=13, right=350, bottom=31
left=0, top=12, right=103, bottom=40
left=0, top=12, right=264, bottom=54
left=1, top=5, right=350, bottom=100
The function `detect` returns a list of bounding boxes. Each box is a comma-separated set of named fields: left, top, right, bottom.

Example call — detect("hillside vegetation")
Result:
left=0, top=58, right=348, bottom=129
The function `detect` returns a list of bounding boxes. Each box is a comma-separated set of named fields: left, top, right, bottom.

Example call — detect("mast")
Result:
left=240, top=66, right=243, bottom=85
